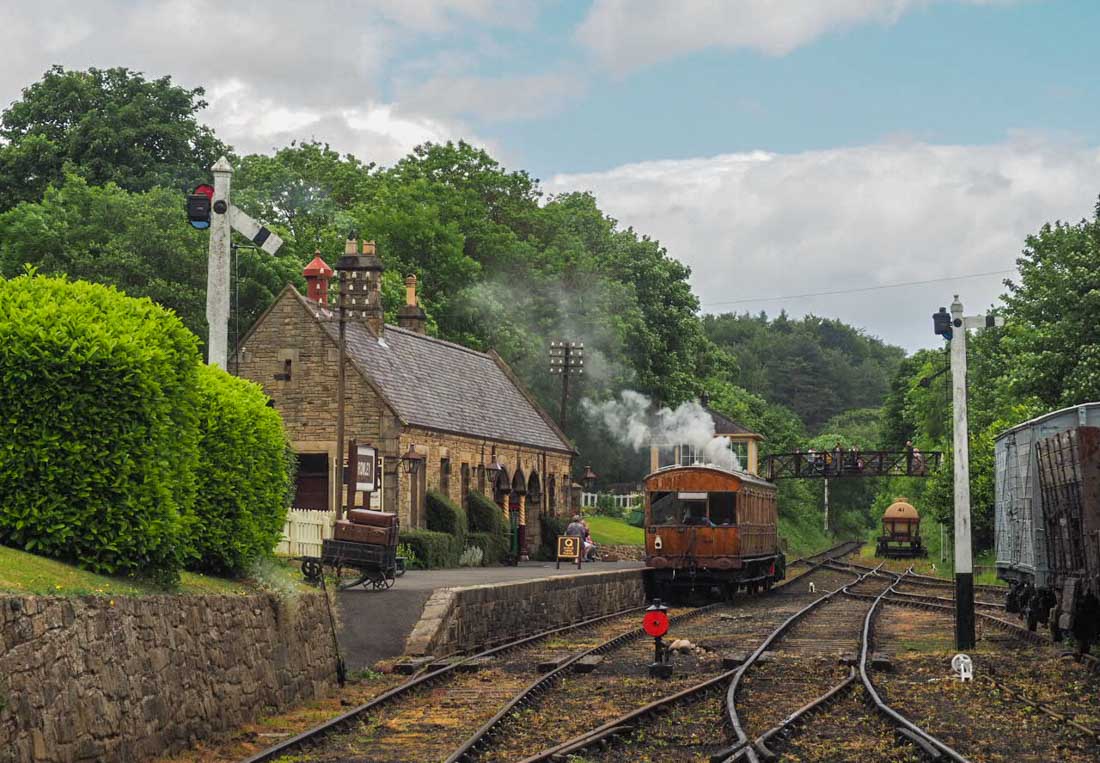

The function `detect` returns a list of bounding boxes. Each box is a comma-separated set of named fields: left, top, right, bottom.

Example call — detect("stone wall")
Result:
left=404, top=568, right=648, bottom=656
left=0, top=592, right=338, bottom=763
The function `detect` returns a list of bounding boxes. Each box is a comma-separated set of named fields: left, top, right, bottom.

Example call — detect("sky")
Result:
left=3, top=0, right=1099, bottom=351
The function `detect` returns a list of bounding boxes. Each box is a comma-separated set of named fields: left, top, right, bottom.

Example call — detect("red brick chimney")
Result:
left=303, top=253, right=334, bottom=304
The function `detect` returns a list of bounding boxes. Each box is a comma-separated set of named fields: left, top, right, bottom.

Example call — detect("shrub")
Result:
left=398, top=529, right=458, bottom=569
left=593, top=494, right=623, bottom=517
left=0, top=274, right=201, bottom=583
left=537, top=515, right=569, bottom=561
left=426, top=490, right=468, bottom=541
left=626, top=508, right=646, bottom=528
left=468, top=530, right=509, bottom=565
left=459, top=545, right=484, bottom=567
left=396, top=541, right=421, bottom=569
left=189, top=365, right=292, bottom=575
left=467, top=490, right=503, bottom=534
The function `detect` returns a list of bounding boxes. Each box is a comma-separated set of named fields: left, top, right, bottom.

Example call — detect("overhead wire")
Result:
left=699, top=269, right=1015, bottom=309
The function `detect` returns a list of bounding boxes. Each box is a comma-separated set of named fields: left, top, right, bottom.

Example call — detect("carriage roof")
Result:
left=643, top=463, right=776, bottom=491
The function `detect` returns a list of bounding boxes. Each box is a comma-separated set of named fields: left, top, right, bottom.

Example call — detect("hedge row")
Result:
left=398, top=528, right=458, bottom=569
left=0, top=275, right=292, bottom=583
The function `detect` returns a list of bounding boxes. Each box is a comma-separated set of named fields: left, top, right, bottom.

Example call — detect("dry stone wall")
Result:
left=0, top=592, right=337, bottom=763
left=404, top=568, right=648, bottom=656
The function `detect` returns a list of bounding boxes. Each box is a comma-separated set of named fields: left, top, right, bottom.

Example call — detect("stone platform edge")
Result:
left=403, top=568, right=649, bottom=656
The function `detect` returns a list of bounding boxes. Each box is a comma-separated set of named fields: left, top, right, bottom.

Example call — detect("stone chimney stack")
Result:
left=361, top=240, right=385, bottom=337
left=302, top=252, right=334, bottom=304
left=397, top=274, right=428, bottom=334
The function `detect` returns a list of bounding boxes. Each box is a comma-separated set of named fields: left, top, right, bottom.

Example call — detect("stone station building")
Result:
left=234, top=241, right=575, bottom=555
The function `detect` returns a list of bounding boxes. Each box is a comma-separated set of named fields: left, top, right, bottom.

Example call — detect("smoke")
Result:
left=582, top=390, right=741, bottom=472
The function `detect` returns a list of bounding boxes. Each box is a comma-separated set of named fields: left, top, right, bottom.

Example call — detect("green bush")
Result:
left=0, top=274, right=201, bottom=583
left=626, top=508, right=645, bottom=528
left=468, top=530, right=509, bottom=565
left=426, top=490, right=468, bottom=541
left=189, top=365, right=292, bottom=575
left=467, top=490, right=502, bottom=534
left=398, top=529, right=458, bottom=569
left=593, top=495, right=623, bottom=517
left=537, top=515, right=569, bottom=561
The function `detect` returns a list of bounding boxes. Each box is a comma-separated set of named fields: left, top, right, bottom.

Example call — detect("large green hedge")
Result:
left=426, top=490, right=467, bottom=541
left=467, top=490, right=503, bottom=534
left=398, top=529, right=457, bottom=569
left=190, top=365, right=292, bottom=575
left=0, top=274, right=201, bottom=582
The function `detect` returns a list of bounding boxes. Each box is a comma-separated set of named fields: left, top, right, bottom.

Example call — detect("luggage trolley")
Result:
left=300, top=509, right=404, bottom=591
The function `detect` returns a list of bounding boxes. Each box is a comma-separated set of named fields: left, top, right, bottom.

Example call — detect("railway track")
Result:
left=870, top=601, right=1100, bottom=762
left=243, top=541, right=860, bottom=762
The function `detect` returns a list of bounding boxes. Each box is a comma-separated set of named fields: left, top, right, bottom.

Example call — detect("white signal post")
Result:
left=203, top=156, right=284, bottom=368
left=948, top=295, right=1003, bottom=650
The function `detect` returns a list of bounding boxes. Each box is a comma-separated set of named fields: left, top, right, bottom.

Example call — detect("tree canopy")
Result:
left=0, top=66, right=229, bottom=211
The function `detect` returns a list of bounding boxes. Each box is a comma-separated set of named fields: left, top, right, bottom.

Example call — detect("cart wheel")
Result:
left=370, top=574, right=394, bottom=591
left=301, top=559, right=323, bottom=582
left=395, top=558, right=407, bottom=577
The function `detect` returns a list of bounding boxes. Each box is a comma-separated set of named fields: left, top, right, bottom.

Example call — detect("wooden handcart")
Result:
left=300, top=509, right=404, bottom=591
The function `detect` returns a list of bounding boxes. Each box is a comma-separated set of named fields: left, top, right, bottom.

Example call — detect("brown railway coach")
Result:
left=644, top=464, right=785, bottom=599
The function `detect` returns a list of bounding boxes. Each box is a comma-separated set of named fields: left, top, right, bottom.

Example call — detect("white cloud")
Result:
left=547, top=137, right=1100, bottom=350
left=577, top=0, right=1015, bottom=74
left=0, top=0, right=528, bottom=160
left=398, top=71, right=585, bottom=121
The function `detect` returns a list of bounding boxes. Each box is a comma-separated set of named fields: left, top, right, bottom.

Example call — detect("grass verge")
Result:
left=583, top=515, right=644, bottom=546
left=0, top=545, right=308, bottom=596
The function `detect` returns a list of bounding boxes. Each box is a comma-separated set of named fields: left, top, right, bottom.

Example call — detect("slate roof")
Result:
left=297, top=291, right=573, bottom=453
left=707, top=407, right=763, bottom=439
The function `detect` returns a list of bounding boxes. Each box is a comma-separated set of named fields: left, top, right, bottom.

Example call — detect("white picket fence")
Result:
left=580, top=492, right=642, bottom=510
left=276, top=509, right=335, bottom=557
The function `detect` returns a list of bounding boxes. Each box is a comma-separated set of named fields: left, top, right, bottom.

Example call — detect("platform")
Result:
left=336, top=560, right=646, bottom=670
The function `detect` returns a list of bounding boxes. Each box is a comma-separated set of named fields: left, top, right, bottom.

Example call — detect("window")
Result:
left=730, top=441, right=749, bottom=471
left=678, top=444, right=697, bottom=466
left=461, top=464, right=470, bottom=509
left=440, top=458, right=450, bottom=495
left=548, top=475, right=556, bottom=513
left=657, top=446, right=677, bottom=469
left=650, top=491, right=737, bottom=526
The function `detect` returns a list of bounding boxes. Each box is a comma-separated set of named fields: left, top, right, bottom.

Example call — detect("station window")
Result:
left=460, top=464, right=470, bottom=509
left=730, top=441, right=748, bottom=470
left=440, top=458, right=450, bottom=495
left=678, top=444, right=697, bottom=466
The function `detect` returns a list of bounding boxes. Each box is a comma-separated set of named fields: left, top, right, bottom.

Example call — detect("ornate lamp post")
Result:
left=582, top=465, right=598, bottom=493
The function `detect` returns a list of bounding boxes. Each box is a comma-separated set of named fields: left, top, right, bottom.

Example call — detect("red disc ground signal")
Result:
left=193, top=183, right=215, bottom=200
left=643, top=610, right=669, bottom=638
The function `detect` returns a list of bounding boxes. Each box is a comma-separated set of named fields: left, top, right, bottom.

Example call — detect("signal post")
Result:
left=934, top=296, right=1003, bottom=650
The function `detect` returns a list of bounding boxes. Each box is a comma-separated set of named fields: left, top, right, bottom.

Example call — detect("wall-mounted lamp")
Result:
left=401, top=444, right=425, bottom=476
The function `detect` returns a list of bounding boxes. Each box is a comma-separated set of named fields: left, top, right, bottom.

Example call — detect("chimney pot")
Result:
left=404, top=275, right=418, bottom=306
left=344, top=238, right=357, bottom=255
left=397, top=272, right=428, bottom=334
left=362, top=240, right=376, bottom=255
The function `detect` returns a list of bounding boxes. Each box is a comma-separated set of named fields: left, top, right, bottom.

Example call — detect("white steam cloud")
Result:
left=582, top=390, right=741, bottom=472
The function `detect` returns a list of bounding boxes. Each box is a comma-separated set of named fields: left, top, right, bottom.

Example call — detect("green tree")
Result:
left=0, top=66, right=229, bottom=210
left=0, top=173, right=298, bottom=348
left=1003, top=203, right=1100, bottom=407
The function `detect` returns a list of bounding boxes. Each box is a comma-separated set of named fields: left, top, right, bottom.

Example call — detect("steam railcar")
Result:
left=644, top=464, right=785, bottom=600
left=995, top=403, right=1100, bottom=653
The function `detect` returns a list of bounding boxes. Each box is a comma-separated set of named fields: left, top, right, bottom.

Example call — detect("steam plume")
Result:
left=582, top=391, right=741, bottom=472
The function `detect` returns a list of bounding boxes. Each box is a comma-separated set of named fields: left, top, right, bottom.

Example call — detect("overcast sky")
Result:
left=3, top=0, right=1099, bottom=351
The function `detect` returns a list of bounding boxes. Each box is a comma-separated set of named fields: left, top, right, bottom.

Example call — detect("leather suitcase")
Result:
left=347, top=509, right=398, bottom=528
left=334, top=519, right=393, bottom=546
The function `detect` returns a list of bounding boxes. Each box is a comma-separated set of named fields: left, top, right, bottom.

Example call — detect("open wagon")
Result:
left=300, top=509, right=404, bottom=591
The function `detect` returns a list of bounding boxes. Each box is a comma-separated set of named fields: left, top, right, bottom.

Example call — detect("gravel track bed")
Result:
left=873, top=603, right=1100, bottom=763
left=475, top=565, right=861, bottom=762
left=774, top=687, right=925, bottom=763
left=283, top=609, right=672, bottom=763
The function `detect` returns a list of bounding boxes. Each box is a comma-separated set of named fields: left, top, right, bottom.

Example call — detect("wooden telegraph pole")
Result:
left=549, top=341, right=584, bottom=428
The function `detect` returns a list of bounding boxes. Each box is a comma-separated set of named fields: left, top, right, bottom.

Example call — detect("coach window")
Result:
left=651, top=491, right=707, bottom=525
left=710, top=492, right=736, bottom=525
